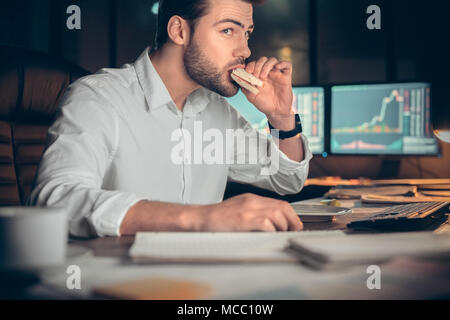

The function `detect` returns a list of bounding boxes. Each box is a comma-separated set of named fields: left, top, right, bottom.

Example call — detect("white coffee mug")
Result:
left=0, top=207, right=68, bottom=271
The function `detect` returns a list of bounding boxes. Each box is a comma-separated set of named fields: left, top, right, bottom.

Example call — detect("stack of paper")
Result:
left=419, top=184, right=450, bottom=198
left=288, top=232, right=450, bottom=270
left=361, top=194, right=450, bottom=204
left=325, top=185, right=417, bottom=200
left=129, top=230, right=345, bottom=264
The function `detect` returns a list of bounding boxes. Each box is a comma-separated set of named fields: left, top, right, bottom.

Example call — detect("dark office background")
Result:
left=1, top=0, right=449, bottom=179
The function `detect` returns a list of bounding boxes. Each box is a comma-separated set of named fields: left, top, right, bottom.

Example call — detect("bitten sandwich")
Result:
left=231, top=68, right=263, bottom=95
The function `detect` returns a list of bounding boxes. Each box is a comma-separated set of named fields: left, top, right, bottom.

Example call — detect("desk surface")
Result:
left=69, top=199, right=386, bottom=259
left=31, top=198, right=450, bottom=300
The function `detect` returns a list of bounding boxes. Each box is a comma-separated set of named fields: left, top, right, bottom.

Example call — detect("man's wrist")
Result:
left=266, top=113, right=295, bottom=131
left=120, top=200, right=147, bottom=235
left=180, top=204, right=207, bottom=232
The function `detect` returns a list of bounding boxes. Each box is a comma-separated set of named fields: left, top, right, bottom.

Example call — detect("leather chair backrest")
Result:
left=0, top=45, right=89, bottom=205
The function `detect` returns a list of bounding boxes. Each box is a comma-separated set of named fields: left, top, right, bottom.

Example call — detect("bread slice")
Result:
left=230, top=73, right=260, bottom=95
left=231, top=68, right=263, bottom=87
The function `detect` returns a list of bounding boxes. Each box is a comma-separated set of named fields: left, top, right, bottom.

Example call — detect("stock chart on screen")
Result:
left=226, top=87, right=325, bottom=154
left=331, top=83, right=438, bottom=155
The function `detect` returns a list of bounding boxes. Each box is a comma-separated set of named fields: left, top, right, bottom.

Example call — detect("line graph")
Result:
left=332, top=90, right=403, bottom=134
left=330, top=83, right=435, bottom=155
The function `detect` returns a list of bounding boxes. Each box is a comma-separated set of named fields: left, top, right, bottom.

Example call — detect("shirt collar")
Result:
left=133, top=47, right=211, bottom=115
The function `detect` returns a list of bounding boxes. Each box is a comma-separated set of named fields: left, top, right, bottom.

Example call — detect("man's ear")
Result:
left=167, top=15, right=191, bottom=46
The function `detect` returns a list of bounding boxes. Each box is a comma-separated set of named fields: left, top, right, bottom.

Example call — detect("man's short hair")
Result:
left=152, top=0, right=264, bottom=51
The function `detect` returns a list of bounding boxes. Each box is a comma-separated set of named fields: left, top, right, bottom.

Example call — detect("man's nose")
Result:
left=242, top=45, right=251, bottom=60
left=235, top=41, right=251, bottom=61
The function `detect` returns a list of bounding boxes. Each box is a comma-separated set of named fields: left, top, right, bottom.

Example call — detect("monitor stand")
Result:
left=379, top=157, right=401, bottom=178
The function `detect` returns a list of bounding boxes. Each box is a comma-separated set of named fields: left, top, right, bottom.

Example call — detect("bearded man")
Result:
left=29, top=0, right=312, bottom=237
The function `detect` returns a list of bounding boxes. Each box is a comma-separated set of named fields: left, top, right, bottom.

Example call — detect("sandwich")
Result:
left=230, top=68, right=263, bottom=95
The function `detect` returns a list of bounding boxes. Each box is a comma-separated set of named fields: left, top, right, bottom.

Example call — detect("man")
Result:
left=28, top=0, right=312, bottom=237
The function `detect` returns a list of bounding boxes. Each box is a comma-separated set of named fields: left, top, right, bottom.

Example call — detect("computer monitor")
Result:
left=331, top=82, right=439, bottom=155
left=226, top=87, right=325, bottom=154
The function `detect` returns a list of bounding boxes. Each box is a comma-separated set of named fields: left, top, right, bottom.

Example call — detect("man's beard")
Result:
left=184, top=38, right=239, bottom=97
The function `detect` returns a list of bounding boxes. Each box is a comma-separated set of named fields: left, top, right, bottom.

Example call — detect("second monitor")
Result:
left=226, top=87, right=325, bottom=154
left=331, top=82, right=438, bottom=155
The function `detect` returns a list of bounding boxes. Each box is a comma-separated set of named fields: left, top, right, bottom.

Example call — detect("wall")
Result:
left=1, top=0, right=448, bottom=179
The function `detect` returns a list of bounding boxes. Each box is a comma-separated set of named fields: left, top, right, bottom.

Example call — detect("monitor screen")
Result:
left=226, top=87, right=325, bottom=154
left=331, top=83, right=438, bottom=155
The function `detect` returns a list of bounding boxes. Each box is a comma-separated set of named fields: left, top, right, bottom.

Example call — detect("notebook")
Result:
left=129, top=230, right=345, bottom=264
left=288, top=232, right=450, bottom=270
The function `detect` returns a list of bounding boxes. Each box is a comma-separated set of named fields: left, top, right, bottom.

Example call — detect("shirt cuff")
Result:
left=271, top=134, right=313, bottom=175
left=90, top=193, right=149, bottom=237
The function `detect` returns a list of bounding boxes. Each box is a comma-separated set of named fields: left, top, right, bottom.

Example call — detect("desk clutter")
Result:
left=306, top=177, right=450, bottom=187
left=325, top=185, right=418, bottom=200
left=127, top=231, right=450, bottom=271
left=287, top=232, right=450, bottom=270
left=315, top=178, right=450, bottom=232
left=347, top=201, right=450, bottom=232
left=290, top=203, right=352, bottom=222
left=319, top=178, right=450, bottom=204
left=129, top=231, right=345, bottom=264
left=125, top=178, right=450, bottom=273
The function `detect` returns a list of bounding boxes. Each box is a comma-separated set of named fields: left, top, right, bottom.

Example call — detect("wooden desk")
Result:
left=32, top=198, right=450, bottom=300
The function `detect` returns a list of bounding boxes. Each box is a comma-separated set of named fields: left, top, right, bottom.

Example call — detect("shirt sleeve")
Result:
left=226, top=104, right=313, bottom=196
left=27, top=81, right=147, bottom=238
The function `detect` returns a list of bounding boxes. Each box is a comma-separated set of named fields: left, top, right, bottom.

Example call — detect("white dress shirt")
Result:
left=28, top=47, right=312, bottom=237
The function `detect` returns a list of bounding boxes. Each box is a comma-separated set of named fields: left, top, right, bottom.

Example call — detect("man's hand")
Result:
left=241, top=57, right=294, bottom=128
left=120, top=194, right=303, bottom=235
left=199, top=193, right=303, bottom=232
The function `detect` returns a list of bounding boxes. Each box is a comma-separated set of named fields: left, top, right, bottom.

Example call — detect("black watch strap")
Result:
left=268, top=114, right=303, bottom=139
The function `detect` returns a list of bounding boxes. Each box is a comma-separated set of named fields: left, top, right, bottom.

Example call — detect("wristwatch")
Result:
left=268, top=114, right=303, bottom=139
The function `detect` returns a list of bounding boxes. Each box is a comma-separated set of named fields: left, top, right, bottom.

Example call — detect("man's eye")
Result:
left=245, top=31, right=252, bottom=39
left=223, top=28, right=233, bottom=35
